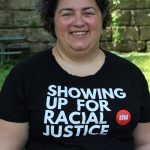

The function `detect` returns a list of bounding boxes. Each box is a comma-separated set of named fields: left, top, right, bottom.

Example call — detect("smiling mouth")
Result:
left=71, top=31, right=88, bottom=37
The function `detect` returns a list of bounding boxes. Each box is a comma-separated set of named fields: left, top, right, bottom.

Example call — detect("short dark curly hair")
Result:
left=36, top=0, right=110, bottom=38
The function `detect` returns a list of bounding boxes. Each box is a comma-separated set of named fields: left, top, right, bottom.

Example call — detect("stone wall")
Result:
left=0, top=0, right=55, bottom=53
left=101, top=0, right=150, bottom=52
left=0, top=0, right=150, bottom=52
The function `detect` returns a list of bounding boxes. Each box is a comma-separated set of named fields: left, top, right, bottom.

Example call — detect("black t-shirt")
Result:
left=0, top=49, right=150, bottom=150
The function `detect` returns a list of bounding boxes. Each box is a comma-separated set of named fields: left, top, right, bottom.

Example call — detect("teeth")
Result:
left=72, top=31, right=86, bottom=35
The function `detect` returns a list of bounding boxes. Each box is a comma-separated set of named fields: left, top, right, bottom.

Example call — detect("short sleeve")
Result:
left=139, top=74, right=150, bottom=123
left=0, top=65, right=28, bottom=122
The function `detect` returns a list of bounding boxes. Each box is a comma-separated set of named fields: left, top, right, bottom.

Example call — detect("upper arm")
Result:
left=0, top=119, right=29, bottom=150
left=133, top=122, right=150, bottom=149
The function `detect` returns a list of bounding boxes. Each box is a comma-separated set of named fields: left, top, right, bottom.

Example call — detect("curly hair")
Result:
left=36, top=0, right=110, bottom=38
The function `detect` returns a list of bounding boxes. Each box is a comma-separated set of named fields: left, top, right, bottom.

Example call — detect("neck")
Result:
left=52, top=44, right=106, bottom=77
left=53, top=43, right=101, bottom=64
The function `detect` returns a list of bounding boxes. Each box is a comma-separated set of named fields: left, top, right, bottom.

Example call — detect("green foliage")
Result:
left=113, top=0, right=121, bottom=5
left=111, top=0, right=121, bottom=46
left=30, top=20, right=38, bottom=27
left=0, top=64, right=14, bottom=89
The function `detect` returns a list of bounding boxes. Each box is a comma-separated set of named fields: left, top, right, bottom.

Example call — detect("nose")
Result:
left=72, top=14, right=86, bottom=27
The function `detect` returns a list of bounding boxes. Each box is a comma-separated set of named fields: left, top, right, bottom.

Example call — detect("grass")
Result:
left=0, top=52, right=150, bottom=90
left=0, top=63, right=14, bottom=89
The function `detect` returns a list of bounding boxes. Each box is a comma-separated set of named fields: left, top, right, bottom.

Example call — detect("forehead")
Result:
left=56, top=0, right=99, bottom=10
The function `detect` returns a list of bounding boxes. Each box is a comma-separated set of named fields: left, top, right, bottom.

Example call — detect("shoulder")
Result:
left=20, top=48, right=52, bottom=67
left=11, top=49, right=52, bottom=73
left=103, top=50, right=147, bottom=84
left=104, top=50, right=143, bottom=73
left=3, top=49, right=52, bottom=84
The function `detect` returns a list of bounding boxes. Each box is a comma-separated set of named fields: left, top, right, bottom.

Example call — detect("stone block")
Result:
left=24, top=28, right=56, bottom=43
left=0, top=28, right=32, bottom=50
left=132, top=10, right=150, bottom=26
left=100, top=41, right=146, bottom=52
left=112, top=10, right=131, bottom=26
left=0, top=28, right=30, bottom=52
left=115, top=41, right=146, bottom=52
left=0, top=10, right=13, bottom=27
left=0, top=0, right=4, bottom=9
left=9, top=0, right=35, bottom=10
left=140, top=26, right=150, bottom=40
left=111, top=0, right=136, bottom=9
left=12, top=11, right=42, bottom=27
left=147, top=41, right=150, bottom=52
left=133, top=0, right=150, bottom=9
left=0, top=0, right=9, bottom=10
left=101, top=27, right=112, bottom=41
left=100, top=42, right=114, bottom=51
left=29, top=42, right=54, bottom=53
left=112, top=0, right=150, bottom=9
left=112, top=26, right=139, bottom=42
left=0, top=28, right=24, bottom=36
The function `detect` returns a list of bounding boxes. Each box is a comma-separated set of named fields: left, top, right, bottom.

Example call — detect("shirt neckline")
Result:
left=48, top=48, right=110, bottom=80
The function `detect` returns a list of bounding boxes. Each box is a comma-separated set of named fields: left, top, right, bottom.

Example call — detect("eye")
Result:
left=84, top=11, right=95, bottom=16
left=61, top=10, right=74, bottom=17
left=62, top=13, right=73, bottom=16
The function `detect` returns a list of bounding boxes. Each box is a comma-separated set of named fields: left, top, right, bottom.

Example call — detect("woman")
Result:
left=0, top=0, right=150, bottom=149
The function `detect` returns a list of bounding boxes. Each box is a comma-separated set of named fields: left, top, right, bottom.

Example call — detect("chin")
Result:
left=71, top=47, right=88, bottom=52
left=70, top=44, right=90, bottom=52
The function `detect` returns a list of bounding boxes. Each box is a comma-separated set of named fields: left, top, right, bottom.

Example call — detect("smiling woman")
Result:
left=52, top=0, right=106, bottom=76
left=0, top=0, right=150, bottom=150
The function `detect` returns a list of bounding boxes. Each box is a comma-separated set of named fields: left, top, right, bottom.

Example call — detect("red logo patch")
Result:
left=116, top=110, right=131, bottom=126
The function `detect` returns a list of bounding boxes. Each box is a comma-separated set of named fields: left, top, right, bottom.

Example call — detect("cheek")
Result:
left=87, top=17, right=102, bottom=30
left=55, top=19, right=71, bottom=34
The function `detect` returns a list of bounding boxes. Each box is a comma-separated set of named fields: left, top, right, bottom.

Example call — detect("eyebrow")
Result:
left=82, top=7, right=97, bottom=11
left=58, top=7, right=97, bottom=13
